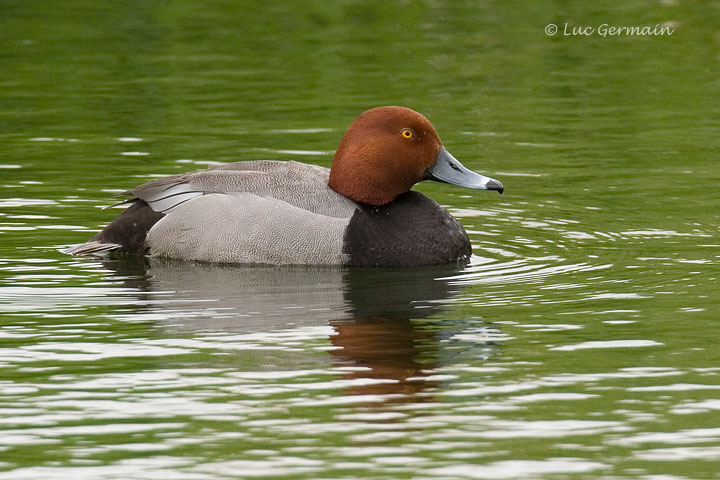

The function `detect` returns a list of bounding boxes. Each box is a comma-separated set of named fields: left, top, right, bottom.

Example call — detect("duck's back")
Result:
left=135, top=160, right=355, bottom=218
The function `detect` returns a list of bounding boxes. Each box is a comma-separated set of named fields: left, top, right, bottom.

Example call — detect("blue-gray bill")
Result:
left=425, top=148, right=504, bottom=194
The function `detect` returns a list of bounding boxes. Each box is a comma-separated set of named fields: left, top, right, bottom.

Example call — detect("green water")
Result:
left=1, top=1, right=719, bottom=479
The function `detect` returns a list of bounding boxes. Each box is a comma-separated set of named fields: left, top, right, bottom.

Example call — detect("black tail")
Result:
left=66, top=200, right=165, bottom=256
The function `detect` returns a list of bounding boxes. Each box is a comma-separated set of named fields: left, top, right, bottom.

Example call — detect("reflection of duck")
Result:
left=107, top=257, right=462, bottom=330
left=100, top=257, right=488, bottom=403
left=69, top=106, right=502, bottom=267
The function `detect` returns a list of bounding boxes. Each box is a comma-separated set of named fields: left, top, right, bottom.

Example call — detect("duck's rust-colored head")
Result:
left=328, top=106, right=503, bottom=206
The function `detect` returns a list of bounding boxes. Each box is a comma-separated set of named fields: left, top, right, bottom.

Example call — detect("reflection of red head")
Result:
left=330, top=318, right=435, bottom=404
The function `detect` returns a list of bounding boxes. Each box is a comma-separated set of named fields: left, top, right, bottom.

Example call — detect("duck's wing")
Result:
left=129, top=161, right=355, bottom=218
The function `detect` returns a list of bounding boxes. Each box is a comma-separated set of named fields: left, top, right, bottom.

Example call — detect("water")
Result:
left=1, top=1, right=719, bottom=479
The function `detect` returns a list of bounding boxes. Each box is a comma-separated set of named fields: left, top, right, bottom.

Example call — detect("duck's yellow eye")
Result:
left=401, top=128, right=414, bottom=139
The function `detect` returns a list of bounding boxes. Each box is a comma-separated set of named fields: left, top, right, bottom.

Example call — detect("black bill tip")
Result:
left=485, top=179, right=504, bottom=194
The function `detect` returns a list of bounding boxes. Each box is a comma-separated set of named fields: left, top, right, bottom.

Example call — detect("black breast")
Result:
left=343, top=191, right=472, bottom=267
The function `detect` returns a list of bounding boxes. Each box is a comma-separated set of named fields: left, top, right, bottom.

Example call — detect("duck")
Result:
left=67, top=106, right=503, bottom=267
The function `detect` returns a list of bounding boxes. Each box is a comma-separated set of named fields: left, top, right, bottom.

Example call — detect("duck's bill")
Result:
left=425, top=148, right=504, bottom=194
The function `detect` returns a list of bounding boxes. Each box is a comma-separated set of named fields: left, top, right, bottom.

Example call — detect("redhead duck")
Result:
left=68, top=106, right=503, bottom=267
